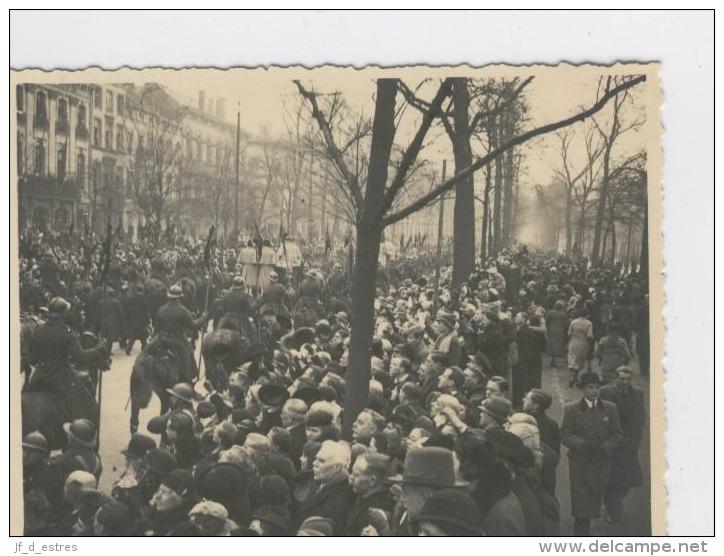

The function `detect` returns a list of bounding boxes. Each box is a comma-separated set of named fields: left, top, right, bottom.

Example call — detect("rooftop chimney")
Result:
left=198, top=90, right=206, bottom=112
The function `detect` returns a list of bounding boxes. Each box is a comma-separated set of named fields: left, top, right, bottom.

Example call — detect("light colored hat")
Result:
left=189, top=500, right=229, bottom=520
left=167, top=284, right=183, bottom=299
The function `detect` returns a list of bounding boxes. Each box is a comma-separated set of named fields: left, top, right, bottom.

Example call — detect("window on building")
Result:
left=106, top=91, right=113, bottom=113
left=17, top=132, right=25, bottom=172
left=137, top=134, right=144, bottom=152
left=77, top=152, right=86, bottom=187
left=16, top=85, right=24, bottom=111
left=57, top=144, right=67, bottom=181
left=78, top=104, right=87, bottom=129
left=34, top=141, right=45, bottom=175
left=93, top=87, right=102, bottom=110
left=116, top=167, right=124, bottom=192
left=104, top=166, right=113, bottom=190
left=35, top=91, right=47, bottom=122
left=117, top=95, right=124, bottom=115
left=116, top=126, right=125, bottom=152
left=57, top=98, right=68, bottom=123
left=93, top=118, right=102, bottom=147
left=186, top=139, right=193, bottom=159
left=92, top=161, right=101, bottom=188
left=105, top=118, right=113, bottom=150
left=127, top=169, right=134, bottom=195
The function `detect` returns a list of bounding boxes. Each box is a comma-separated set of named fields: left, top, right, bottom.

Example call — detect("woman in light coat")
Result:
left=567, top=309, right=595, bottom=387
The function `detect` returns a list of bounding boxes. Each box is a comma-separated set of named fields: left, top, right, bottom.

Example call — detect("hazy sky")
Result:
left=158, top=67, right=647, bottom=193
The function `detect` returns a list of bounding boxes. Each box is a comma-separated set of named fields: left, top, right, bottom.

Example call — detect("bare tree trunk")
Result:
left=492, top=123, right=503, bottom=256
left=511, top=157, right=521, bottom=245
left=451, top=78, right=475, bottom=288
left=502, top=130, right=514, bottom=249
left=591, top=143, right=611, bottom=265
left=342, top=79, right=397, bottom=439
left=480, top=163, right=492, bottom=262
left=565, top=187, right=573, bottom=254
left=307, top=152, right=314, bottom=244
left=639, top=207, right=648, bottom=279
left=575, top=202, right=587, bottom=254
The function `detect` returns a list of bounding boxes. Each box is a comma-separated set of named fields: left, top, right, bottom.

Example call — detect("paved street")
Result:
left=543, top=357, right=652, bottom=536
left=96, top=340, right=652, bottom=536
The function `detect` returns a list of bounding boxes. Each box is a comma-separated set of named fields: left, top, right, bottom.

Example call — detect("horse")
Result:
left=129, top=344, right=185, bottom=434
left=201, top=328, right=250, bottom=392
left=21, top=369, right=99, bottom=451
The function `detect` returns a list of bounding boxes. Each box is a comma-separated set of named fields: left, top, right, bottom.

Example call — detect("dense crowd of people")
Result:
left=20, top=228, right=649, bottom=536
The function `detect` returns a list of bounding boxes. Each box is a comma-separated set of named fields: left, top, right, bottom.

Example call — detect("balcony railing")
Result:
left=76, top=125, right=89, bottom=140
left=55, top=119, right=69, bottom=135
left=18, top=173, right=82, bottom=200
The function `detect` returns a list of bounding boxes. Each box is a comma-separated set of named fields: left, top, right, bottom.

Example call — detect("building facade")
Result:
left=15, top=82, right=236, bottom=241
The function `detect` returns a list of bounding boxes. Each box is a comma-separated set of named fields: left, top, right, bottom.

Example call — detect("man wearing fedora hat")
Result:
left=561, top=371, right=622, bottom=535
left=257, top=383, right=290, bottom=434
left=388, top=447, right=468, bottom=536
left=416, top=488, right=484, bottom=535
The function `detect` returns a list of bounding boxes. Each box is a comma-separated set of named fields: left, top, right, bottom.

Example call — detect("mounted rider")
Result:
left=26, top=297, right=108, bottom=417
left=147, top=284, right=207, bottom=384
left=217, top=275, right=257, bottom=342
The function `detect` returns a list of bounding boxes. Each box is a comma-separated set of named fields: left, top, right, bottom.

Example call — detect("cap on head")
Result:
left=23, top=431, right=49, bottom=453
left=63, top=418, right=97, bottom=447
left=166, top=382, right=195, bottom=404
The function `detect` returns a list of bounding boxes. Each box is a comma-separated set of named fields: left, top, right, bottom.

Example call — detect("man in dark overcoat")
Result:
left=561, top=371, right=622, bottom=536
left=124, top=283, right=150, bottom=355
left=599, top=366, right=645, bottom=522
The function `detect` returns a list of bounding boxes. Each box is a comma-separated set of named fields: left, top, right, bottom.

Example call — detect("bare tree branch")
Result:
left=294, top=80, right=364, bottom=208
left=382, top=74, right=646, bottom=227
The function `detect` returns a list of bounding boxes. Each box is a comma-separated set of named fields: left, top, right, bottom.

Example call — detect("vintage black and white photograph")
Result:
left=10, top=63, right=664, bottom=537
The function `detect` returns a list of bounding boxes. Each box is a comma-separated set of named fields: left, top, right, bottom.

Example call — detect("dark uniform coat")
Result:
left=218, top=289, right=257, bottom=340
left=561, top=397, right=622, bottom=519
left=124, top=291, right=150, bottom=342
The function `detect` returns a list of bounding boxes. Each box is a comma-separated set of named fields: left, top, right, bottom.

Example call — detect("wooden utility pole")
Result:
left=432, top=160, right=447, bottom=314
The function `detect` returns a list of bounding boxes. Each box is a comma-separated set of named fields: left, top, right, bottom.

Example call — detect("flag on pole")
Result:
left=203, top=225, right=217, bottom=270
